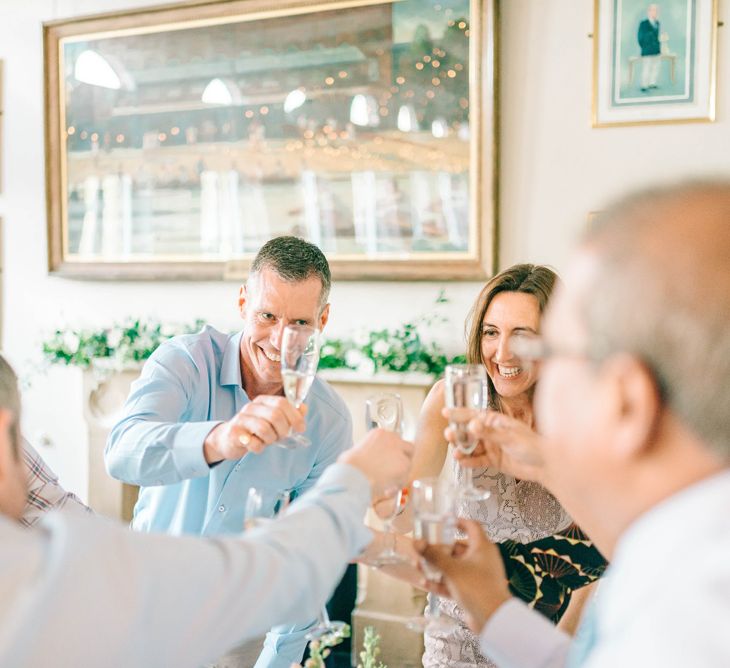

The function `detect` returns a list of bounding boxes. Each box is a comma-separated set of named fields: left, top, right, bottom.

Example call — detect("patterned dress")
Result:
left=423, top=455, right=573, bottom=668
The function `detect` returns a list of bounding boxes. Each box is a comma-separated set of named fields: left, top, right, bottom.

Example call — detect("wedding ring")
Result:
left=238, top=433, right=251, bottom=446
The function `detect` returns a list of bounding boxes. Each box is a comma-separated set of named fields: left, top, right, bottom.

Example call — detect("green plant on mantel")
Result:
left=40, top=292, right=464, bottom=378
left=319, top=290, right=465, bottom=377
left=41, top=318, right=205, bottom=371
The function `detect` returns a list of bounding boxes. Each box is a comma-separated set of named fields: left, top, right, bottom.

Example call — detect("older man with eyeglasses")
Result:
left=424, top=180, right=730, bottom=667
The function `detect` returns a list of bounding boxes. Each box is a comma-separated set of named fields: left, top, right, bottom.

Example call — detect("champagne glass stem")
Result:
left=319, top=606, right=331, bottom=626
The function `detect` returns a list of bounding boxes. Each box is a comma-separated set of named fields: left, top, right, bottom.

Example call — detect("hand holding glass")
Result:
left=407, top=477, right=458, bottom=633
left=444, top=364, right=491, bottom=501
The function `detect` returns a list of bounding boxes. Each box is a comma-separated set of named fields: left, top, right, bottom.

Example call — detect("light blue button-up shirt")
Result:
left=105, top=325, right=353, bottom=667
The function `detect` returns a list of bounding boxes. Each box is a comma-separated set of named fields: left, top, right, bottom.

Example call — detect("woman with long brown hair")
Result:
left=409, top=263, right=599, bottom=668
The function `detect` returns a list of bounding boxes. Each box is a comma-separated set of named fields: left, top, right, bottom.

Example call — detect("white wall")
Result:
left=0, top=0, right=728, bottom=495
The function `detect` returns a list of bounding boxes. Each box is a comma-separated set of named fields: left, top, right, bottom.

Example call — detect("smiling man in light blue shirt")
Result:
left=105, top=236, right=352, bottom=668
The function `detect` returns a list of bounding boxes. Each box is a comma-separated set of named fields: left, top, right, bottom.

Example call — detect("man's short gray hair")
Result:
left=0, top=354, right=21, bottom=456
left=580, top=180, right=730, bottom=460
left=249, top=236, right=331, bottom=310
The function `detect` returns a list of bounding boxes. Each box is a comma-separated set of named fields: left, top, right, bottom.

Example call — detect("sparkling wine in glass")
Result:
left=407, top=477, right=458, bottom=633
left=365, top=392, right=409, bottom=567
left=444, top=364, right=491, bottom=502
left=278, top=324, right=320, bottom=449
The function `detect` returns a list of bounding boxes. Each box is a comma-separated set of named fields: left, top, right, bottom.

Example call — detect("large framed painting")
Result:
left=44, top=0, right=497, bottom=280
left=1, top=60, right=4, bottom=193
left=593, top=0, right=718, bottom=127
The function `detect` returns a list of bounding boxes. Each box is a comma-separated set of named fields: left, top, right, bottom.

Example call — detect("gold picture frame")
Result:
left=1, top=60, right=4, bottom=194
left=592, top=0, right=718, bottom=127
left=44, top=0, right=497, bottom=280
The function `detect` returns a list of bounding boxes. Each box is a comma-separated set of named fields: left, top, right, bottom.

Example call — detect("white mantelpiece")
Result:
left=82, top=367, right=140, bottom=521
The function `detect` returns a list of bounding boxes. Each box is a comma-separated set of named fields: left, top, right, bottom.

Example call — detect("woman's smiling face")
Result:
left=480, top=291, right=541, bottom=400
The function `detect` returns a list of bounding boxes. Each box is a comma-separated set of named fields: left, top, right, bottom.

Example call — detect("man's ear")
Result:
left=238, top=284, right=247, bottom=319
left=319, top=303, right=330, bottom=331
left=602, top=354, right=662, bottom=461
left=0, top=408, right=26, bottom=521
left=0, top=409, right=16, bottom=483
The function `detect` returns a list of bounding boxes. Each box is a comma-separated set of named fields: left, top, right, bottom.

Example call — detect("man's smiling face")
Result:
left=238, top=266, right=329, bottom=396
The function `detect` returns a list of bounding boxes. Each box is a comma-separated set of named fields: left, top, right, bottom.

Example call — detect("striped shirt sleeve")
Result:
left=21, top=438, right=91, bottom=527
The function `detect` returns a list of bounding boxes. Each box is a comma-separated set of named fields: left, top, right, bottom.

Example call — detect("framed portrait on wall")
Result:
left=44, top=0, right=497, bottom=281
left=592, top=0, right=718, bottom=127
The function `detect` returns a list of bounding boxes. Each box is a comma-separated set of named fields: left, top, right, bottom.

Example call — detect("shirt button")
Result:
left=218, top=505, right=226, bottom=512
left=234, top=465, right=241, bottom=472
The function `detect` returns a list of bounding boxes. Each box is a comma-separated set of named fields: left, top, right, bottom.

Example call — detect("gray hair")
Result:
left=580, top=180, right=730, bottom=460
left=0, top=354, right=21, bottom=457
left=249, top=236, right=331, bottom=310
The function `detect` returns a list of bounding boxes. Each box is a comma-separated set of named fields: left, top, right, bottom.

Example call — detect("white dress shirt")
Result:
left=479, top=469, right=730, bottom=667
left=0, top=463, right=371, bottom=667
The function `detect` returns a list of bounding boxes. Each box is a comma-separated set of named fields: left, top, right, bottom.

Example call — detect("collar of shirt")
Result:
left=219, top=330, right=245, bottom=390
left=598, top=468, right=730, bottom=633
left=612, top=468, right=730, bottom=568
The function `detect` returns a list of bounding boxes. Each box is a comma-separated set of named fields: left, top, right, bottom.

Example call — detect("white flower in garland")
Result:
left=63, top=331, right=81, bottom=354
left=345, top=349, right=365, bottom=369
left=107, top=328, right=123, bottom=349
left=372, top=339, right=391, bottom=356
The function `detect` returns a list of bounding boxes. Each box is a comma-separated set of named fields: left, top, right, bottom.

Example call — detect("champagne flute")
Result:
left=444, top=364, right=491, bottom=501
left=365, top=391, right=403, bottom=434
left=407, top=477, right=458, bottom=633
left=366, top=392, right=409, bottom=566
left=242, top=488, right=342, bottom=642
left=243, top=487, right=291, bottom=530
left=278, top=324, right=320, bottom=449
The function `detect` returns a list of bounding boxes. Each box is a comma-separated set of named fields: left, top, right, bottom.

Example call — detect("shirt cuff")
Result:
left=171, top=421, right=222, bottom=479
left=480, top=599, right=571, bottom=668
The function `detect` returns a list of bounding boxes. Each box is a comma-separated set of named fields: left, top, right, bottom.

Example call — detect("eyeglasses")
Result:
left=511, top=334, right=670, bottom=405
left=508, top=334, right=589, bottom=363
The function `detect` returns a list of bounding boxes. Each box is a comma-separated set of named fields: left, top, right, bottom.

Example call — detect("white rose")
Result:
left=357, top=356, right=376, bottom=375
left=107, top=329, right=123, bottom=349
left=353, top=330, right=370, bottom=347
left=345, top=349, right=364, bottom=369
left=321, top=344, right=336, bottom=357
left=372, top=339, right=390, bottom=356
left=160, top=324, right=177, bottom=338
left=63, top=331, right=80, bottom=354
